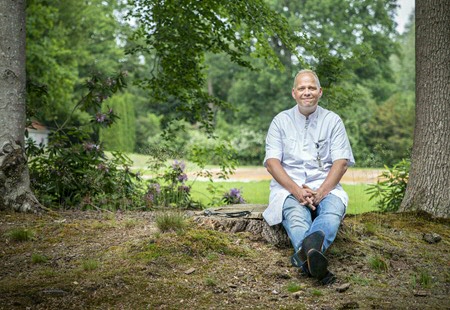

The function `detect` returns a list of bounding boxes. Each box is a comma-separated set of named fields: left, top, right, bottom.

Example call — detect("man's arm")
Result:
left=310, top=159, right=348, bottom=205
left=266, top=158, right=317, bottom=210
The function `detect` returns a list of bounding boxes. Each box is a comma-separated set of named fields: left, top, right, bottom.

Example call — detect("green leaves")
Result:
left=127, top=0, right=299, bottom=132
left=366, top=159, right=410, bottom=212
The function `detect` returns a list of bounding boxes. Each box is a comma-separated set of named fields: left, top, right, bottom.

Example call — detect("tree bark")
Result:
left=193, top=204, right=291, bottom=248
left=400, top=1, right=450, bottom=218
left=0, top=0, right=40, bottom=212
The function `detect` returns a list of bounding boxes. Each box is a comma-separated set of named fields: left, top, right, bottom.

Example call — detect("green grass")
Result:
left=5, top=228, right=35, bottom=242
left=188, top=180, right=377, bottom=214
left=155, top=212, right=188, bottom=233
left=31, top=253, right=48, bottom=264
left=81, top=259, right=100, bottom=271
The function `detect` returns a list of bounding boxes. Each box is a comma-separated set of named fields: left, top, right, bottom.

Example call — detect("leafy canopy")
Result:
left=126, top=0, right=302, bottom=132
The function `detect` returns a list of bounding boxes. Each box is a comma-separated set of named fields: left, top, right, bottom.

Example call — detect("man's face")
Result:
left=292, top=73, right=322, bottom=115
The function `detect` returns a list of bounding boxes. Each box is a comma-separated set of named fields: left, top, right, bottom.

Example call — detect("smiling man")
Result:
left=263, top=69, right=355, bottom=285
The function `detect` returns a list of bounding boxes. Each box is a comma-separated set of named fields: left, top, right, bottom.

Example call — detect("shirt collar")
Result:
left=294, top=105, right=321, bottom=122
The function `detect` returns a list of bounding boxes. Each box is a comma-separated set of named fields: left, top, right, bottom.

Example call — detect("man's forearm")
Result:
left=266, top=158, right=301, bottom=194
left=315, top=159, right=348, bottom=202
left=266, top=158, right=316, bottom=208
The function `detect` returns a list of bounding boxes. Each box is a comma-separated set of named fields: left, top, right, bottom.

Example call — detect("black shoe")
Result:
left=298, top=231, right=325, bottom=262
left=320, top=271, right=337, bottom=285
left=307, top=249, right=329, bottom=281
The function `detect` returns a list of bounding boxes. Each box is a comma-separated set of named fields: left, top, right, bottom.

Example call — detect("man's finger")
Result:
left=302, top=184, right=317, bottom=195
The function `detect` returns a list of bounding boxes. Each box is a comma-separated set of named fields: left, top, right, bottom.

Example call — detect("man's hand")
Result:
left=302, top=184, right=325, bottom=206
left=294, top=185, right=317, bottom=210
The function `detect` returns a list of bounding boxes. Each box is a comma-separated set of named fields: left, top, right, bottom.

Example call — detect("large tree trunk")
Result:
left=0, top=0, right=40, bottom=212
left=400, top=1, right=450, bottom=218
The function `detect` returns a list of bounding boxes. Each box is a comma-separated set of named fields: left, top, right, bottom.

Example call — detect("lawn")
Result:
left=188, top=180, right=377, bottom=214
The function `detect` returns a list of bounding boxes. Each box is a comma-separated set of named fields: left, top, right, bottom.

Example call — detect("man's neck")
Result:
left=298, top=106, right=318, bottom=118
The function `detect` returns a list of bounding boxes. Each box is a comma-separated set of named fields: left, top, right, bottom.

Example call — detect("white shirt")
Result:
left=263, top=105, right=355, bottom=226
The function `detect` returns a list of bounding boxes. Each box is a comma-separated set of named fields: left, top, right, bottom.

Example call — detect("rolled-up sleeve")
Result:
left=263, top=119, right=283, bottom=167
left=330, top=118, right=355, bottom=166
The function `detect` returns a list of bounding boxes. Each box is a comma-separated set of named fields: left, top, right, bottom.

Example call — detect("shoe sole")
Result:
left=298, top=231, right=325, bottom=262
left=307, top=249, right=329, bottom=280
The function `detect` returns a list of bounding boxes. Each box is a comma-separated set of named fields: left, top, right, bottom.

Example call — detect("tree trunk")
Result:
left=0, top=0, right=40, bottom=212
left=400, top=1, right=450, bottom=218
left=193, top=204, right=291, bottom=248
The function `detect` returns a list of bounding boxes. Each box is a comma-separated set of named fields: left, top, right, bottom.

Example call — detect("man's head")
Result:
left=292, top=69, right=322, bottom=116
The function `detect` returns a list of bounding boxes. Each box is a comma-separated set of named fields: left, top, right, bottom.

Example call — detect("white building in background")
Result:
left=27, top=121, right=49, bottom=146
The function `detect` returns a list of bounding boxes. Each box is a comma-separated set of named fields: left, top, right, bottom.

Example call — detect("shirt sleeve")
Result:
left=330, top=118, right=355, bottom=166
left=263, top=118, right=283, bottom=167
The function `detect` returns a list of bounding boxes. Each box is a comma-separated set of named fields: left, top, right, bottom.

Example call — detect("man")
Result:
left=263, top=69, right=354, bottom=285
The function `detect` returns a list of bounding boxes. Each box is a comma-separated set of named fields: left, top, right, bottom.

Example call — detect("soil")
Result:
left=0, top=209, right=449, bottom=310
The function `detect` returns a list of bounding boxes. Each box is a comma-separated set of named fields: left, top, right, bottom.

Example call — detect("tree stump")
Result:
left=192, top=204, right=291, bottom=248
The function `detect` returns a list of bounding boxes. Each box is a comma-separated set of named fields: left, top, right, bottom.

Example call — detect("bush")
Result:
left=366, top=159, right=410, bottom=212
left=144, top=160, right=199, bottom=209
left=27, top=72, right=146, bottom=210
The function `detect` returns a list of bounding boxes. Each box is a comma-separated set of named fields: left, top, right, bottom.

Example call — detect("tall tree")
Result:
left=0, top=0, right=39, bottom=211
left=400, top=1, right=449, bottom=218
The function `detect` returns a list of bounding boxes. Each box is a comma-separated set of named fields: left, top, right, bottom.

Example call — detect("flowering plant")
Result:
left=144, top=160, right=195, bottom=209
left=222, top=188, right=246, bottom=205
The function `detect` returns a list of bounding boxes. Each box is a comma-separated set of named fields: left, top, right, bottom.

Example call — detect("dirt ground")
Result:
left=0, top=209, right=449, bottom=310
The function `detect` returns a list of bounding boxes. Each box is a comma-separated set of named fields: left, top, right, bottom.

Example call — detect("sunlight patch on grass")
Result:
left=189, top=180, right=377, bottom=214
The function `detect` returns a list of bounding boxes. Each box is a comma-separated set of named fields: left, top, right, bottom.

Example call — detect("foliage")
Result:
left=126, top=0, right=301, bottom=134
left=366, top=92, right=415, bottom=166
left=366, top=159, right=410, bottom=212
left=26, top=0, right=130, bottom=125
left=222, top=188, right=246, bottom=205
left=26, top=72, right=146, bottom=210
left=144, top=160, right=203, bottom=210
left=100, top=92, right=137, bottom=152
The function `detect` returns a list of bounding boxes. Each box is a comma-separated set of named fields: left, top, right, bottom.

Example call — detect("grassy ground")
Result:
left=0, top=210, right=448, bottom=309
left=188, top=181, right=377, bottom=214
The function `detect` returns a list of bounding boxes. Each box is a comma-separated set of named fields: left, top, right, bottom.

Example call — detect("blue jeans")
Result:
left=282, top=193, right=345, bottom=261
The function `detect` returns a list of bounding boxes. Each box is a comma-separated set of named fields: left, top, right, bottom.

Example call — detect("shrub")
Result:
left=366, top=159, right=410, bottom=212
left=26, top=72, right=146, bottom=210
left=144, top=160, right=201, bottom=209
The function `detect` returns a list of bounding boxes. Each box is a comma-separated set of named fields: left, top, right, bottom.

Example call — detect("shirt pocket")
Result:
left=305, top=139, right=330, bottom=169
left=316, top=139, right=330, bottom=160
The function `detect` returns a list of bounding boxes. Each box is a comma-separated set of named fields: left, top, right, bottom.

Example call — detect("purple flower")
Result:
left=96, top=113, right=106, bottom=123
left=83, top=142, right=97, bottom=151
left=177, top=173, right=188, bottom=183
left=223, top=188, right=246, bottom=204
left=145, top=193, right=154, bottom=203
left=150, top=183, right=161, bottom=194
left=172, top=160, right=186, bottom=171
left=178, top=185, right=190, bottom=193
left=97, top=163, right=109, bottom=173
